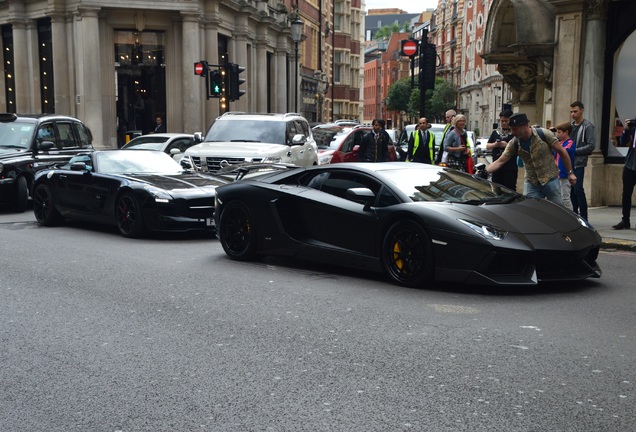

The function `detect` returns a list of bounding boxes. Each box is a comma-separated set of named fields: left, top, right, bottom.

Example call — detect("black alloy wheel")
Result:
left=218, top=200, right=257, bottom=260
left=116, top=192, right=145, bottom=238
left=382, top=220, right=434, bottom=287
left=32, top=183, right=63, bottom=226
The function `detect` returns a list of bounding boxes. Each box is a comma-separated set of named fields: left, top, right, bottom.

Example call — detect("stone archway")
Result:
left=481, top=0, right=556, bottom=124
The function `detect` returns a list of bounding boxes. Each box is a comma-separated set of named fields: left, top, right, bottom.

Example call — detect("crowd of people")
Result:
left=364, top=100, right=633, bottom=226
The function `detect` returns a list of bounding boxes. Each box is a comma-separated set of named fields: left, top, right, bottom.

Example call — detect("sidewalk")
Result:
left=588, top=206, right=636, bottom=252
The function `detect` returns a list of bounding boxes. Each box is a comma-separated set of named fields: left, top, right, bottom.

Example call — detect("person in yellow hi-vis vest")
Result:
left=407, top=117, right=436, bottom=164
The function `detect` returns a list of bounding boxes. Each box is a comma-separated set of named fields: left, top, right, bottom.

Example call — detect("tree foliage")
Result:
left=386, top=77, right=458, bottom=122
left=373, top=22, right=410, bottom=40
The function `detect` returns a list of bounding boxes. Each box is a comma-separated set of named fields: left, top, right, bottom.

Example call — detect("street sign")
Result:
left=194, top=61, right=207, bottom=76
left=401, top=39, right=418, bottom=57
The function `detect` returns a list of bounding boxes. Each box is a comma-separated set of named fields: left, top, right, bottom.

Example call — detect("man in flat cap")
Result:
left=485, top=113, right=577, bottom=205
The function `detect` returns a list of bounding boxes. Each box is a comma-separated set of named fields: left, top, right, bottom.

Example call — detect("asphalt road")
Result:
left=1, top=208, right=634, bottom=431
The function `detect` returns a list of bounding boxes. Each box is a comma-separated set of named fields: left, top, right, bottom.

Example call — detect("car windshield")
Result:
left=0, top=121, right=35, bottom=149
left=313, top=126, right=343, bottom=149
left=124, top=136, right=170, bottom=147
left=205, top=119, right=286, bottom=144
left=94, top=150, right=183, bottom=174
left=122, top=142, right=166, bottom=151
left=380, top=167, right=519, bottom=204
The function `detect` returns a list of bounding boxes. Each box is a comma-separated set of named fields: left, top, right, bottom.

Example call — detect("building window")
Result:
left=38, top=18, right=54, bottom=113
left=1, top=24, right=16, bottom=113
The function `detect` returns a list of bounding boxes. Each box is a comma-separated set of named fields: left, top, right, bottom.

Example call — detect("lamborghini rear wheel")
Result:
left=382, top=220, right=434, bottom=287
left=219, top=200, right=257, bottom=260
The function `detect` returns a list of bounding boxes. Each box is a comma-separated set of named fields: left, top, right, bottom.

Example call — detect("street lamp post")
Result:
left=291, top=16, right=304, bottom=114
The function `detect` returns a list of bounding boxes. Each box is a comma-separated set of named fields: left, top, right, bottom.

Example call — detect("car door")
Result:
left=289, top=120, right=316, bottom=166
left=342, top=129, right=366, bottom=162
left=290, top=170, right=383, bottom=256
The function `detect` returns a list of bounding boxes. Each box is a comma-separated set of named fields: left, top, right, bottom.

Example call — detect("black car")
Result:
left=31, top=150, right=226, bottom=237
left=0, top=113, right=94, bottom=212
left=214, top=162, right=602, bottom=287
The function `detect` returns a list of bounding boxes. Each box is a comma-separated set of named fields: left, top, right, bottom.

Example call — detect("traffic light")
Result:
left=228, top=63, right=246, bottom=101
left=209, top=69, right=223, bottom=97
left=419, top=43, right=437, bottom=89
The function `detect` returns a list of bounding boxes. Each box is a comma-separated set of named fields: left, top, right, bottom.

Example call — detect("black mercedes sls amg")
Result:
left=32, top=150, right=227, bottom=237
left=214, top=162, right=602, bottom=287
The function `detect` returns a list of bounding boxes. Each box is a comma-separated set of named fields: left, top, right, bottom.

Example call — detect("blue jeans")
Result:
left=524, top=176, right=563, bottom=206
left=570, top=167, right=587, bottom=220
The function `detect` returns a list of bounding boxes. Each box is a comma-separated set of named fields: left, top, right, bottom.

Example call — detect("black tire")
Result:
left=218, top=200, right=257, bottom=260
left=115, top=192, right=145, bottom=238
left=13, top=176, right=29, bottom=213
left=381, top=220, right=434, bottom=288
left=32, top=183, right=63, bottom=226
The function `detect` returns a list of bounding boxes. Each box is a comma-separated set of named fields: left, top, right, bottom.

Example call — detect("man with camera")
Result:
left=613, top=118, right=636, bottom=230
left=486, top=109, right=517, bottom=190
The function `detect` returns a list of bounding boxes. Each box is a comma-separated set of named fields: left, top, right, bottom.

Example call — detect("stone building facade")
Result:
left=0, top=0, right=363, bottom=147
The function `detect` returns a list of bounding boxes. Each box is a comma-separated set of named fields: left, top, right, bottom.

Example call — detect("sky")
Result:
left=364, top=0, right=438, bottom=14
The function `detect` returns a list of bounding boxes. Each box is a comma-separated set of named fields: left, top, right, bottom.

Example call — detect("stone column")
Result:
left=181, top=12, right=203, bottom=134
left=275, top=34, right=289, bottom=113
left=582, top=0, right=609, bottom=206
left=50, top=13, right=71, bottom=115
left=255, top=38, right=268, bottom=113
left=11, top=20, right=31, bottom=112
left=74, top=7, right=103, bottom=146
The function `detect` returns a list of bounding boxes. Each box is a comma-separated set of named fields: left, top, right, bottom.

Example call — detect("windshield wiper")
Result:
left=0, top=144, right=26, bottom=149
left=229, top=139, right=261, bottom=142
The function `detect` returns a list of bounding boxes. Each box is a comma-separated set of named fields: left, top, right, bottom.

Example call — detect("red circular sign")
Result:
left=194, top=63, right=205, bottom=75
left=403, top=40, right=418, bottom=56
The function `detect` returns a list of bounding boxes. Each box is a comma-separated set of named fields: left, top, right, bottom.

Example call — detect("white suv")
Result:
left=182, top=112, right=318, bottom=173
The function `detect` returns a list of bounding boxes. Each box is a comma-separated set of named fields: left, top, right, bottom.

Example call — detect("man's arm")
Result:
left=485, top=142, right=514, bottom=174
left=576, top=121, right=596, bottom=155
left=552, top=141, right=577, bottom=185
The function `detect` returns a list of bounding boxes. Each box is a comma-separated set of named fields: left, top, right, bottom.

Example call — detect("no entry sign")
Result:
left=401, top=39, right=418, bottom=57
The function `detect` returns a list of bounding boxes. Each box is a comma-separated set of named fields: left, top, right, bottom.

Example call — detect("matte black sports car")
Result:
left=214, top=162, right=602, bottom=287
left=32, top=150, right=226, bottom=237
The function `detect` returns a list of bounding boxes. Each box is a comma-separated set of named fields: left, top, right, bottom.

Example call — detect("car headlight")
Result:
left=261, top=157, right=282, bottom=163
left=458, top=218, right=507, bottom=241
left=577, top=215, right=594, bottom=230
left=143, top=185, right=173, bottom=203
left=318, top=154, right=333, bottom=165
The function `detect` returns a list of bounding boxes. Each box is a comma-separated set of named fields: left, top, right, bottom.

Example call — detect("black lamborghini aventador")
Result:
left=214, top=162, right=602, bottom=287
left=31, top=150, right=226, bottom=237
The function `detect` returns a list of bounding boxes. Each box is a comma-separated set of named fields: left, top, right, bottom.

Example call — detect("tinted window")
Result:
left=57, top=122, right=78, bottom=149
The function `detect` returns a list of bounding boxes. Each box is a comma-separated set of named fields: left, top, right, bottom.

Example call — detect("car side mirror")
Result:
left=70, top=162, right=89, bottom=172
left=38, top=141, right=55, bottom=151
left=169, top=148, right=181, bottom=155
left=291, top=134, right=306, bottom=146
left=180, top=158, right=193, bottom=170
left=346, top=187, right=375, bottom=211
left=193, top=132, right=203, bottom=143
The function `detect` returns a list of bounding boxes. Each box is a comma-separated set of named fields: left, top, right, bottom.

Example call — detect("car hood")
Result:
left=428, top=199, right=586, bottom=235
left=120, top=172, right=229, bottom=192
left=0, top=147, right=27, bottom=159
left=185, top=142, right=289, bottom=157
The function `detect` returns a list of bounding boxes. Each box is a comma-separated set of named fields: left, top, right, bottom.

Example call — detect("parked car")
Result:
left=315, top=125, right=398, bottom=165
left=214, top=162, right=601, bottom=287
left=182, top=112, right=318, bottom=173
left=0, top=113, right=93, bottom=212
left=121, top=133, right=199, bottom=162
left=31, top=150, right=225, bottom=238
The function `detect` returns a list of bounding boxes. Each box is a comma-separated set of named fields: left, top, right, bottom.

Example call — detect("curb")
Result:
left=601, top=238, right=636, bottom=252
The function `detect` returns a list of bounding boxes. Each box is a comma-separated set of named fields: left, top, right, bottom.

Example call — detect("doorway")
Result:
left=115, top=30, right=166, bottom=146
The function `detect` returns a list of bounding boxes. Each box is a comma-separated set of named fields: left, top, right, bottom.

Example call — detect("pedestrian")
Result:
left=612, top=118, right=636, bottom=229
left=554, top=121, right=577, bottom=210
left=152, top=113, right=166, bottom=134
left=485, top=113, right=576, bottom=205
left=358, top=119, right=389, bottom=162
left=486, top=109, right=517, bottom=190
left=441, top=114, right=470, bottom=171
left=406, top=117, right=436, bottom=164
left=434, top=109, right=456, bottom=164
left=569, top=101, right=596, bottom=221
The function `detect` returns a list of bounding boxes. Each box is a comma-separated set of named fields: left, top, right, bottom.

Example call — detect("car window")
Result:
left=57, top=122, right=78, bottom=149
left=0, top=121, right=34, bottom=149
left=206, top=119, right=286, bottom=145
left=37, top=123, right=57, bottom=147
left=301, top=170, right=394, bottom=206
left=75, top=123, right=92, bottom=148
left=168, top=137, right=194, bottom=153
left=296, top=120, right=310, bottom=138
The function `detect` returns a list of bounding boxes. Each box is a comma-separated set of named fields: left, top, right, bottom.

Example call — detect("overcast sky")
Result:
left=364, top=0, right=437, bottom=14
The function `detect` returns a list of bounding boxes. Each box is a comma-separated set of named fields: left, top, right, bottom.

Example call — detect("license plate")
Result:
left=206, top=218, right=215, bottom=226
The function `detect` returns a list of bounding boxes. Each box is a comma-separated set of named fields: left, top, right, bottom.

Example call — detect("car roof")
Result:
left=0, top=113, right=83, bottom=124
left=214, top=112, right=307, bottom=122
